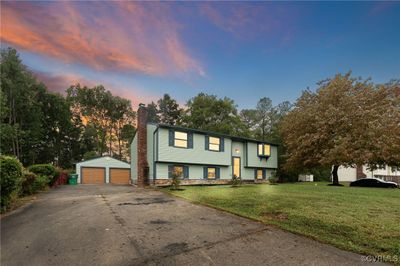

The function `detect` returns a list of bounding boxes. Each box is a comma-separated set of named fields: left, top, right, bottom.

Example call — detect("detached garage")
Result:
left=76, top=156, right=131, bottom=184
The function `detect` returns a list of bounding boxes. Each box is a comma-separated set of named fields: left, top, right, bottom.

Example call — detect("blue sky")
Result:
left=1, top=1, right=399, bottom=109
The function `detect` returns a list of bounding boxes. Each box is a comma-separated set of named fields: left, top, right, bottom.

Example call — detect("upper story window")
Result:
left=205, top=136, right=224, bottom=152
left=209, top=137, right=220, bottom=151
left=174, top=131, right=187, bottom=148
left=258, top=143, right=271, bottom=157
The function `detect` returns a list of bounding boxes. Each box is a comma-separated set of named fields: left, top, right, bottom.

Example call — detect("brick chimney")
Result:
left=137, top=103, right=149, bottom=187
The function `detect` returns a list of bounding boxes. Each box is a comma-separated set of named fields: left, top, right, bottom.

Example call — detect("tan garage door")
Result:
left=81, top=167, right=105, bottom=184
left=110, top=168, right=130, bottom=184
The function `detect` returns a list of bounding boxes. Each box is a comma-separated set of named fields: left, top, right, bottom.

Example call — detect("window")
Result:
left=391, top=166, right=400, bottom=173
left=172, top=166, right=184, bottom=178
left=209, top=136, right=220, bottom=151
left=168, top=165, right=189, bottom=179
left=258, top=143, right=271, bottom=157
left=174, top=131, right=187, bottom=148
left=204, top=166, right=219, bottom=179
left=207, top=167, right=216, bottom=179
left=256, top=169, right=263, bottom=180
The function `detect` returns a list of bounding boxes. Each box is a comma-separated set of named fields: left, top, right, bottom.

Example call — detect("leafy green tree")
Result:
left=239, top=109, right=258, bottom=133
left=157, top=94, right=183, bottom=125
left=146, top=102, right=160, bottom=123
left=183, top=93, right=249, bottom=136
left=109, top=96, right=135, bottom=158
left=280, top=73, right=400, bottom=185
left=255, top=97, right=273, bottom=141
left=1, top=48, right=44, bottom=165
left=67, top=84, right=114, bottom=156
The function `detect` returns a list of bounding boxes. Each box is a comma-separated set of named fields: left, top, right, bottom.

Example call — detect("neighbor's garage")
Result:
left=76, top=156, right=131, bottom=184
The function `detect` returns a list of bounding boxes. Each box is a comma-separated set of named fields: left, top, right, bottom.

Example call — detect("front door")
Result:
left=233, top=157, right=241, bottom=178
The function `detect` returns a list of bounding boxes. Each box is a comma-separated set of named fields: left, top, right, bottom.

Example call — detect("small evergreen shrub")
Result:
left=31, top=175, right=49, bottom=192
left=20, top=170, right=38, bottom=195
left=231, top=174, right=242, bottom=187
left=269, top=171, right=278, bottom=185
left=0, top=156, right=23, bottom=210
left=170, top=172, right=181, bottom=190
left=28, top=164, right=56, bottom=184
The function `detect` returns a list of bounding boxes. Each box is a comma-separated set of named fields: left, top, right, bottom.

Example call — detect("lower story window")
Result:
left=173, top=166, right=184, bottom=178
left=207, top=167, right=216, bottom=179
left=256, top=169, right=263, bottom=180
left=204, top=166, right=220, bottom=179
left=168, top=165, right=188, bottom=179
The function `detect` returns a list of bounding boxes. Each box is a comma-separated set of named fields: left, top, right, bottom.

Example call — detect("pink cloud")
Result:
left=1, top=2, right=204, bottom=77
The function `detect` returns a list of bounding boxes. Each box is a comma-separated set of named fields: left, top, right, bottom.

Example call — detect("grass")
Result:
left=164, top=182, right=400, bottom=261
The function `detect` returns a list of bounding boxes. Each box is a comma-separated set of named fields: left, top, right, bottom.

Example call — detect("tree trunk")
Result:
left=331, top=165, right=340, bottom=185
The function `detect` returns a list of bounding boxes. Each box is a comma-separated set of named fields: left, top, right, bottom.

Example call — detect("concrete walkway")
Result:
left=1, top=185, right=378, bottom=266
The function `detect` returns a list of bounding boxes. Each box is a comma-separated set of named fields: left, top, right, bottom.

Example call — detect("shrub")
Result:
left=170, top=172, right=181, bottom=190
left=28, top=164, right=56, bottom=184
left=231, top=174, right=242, bottom=187
left=269, top=171, right=278, bottom=185
left=0, top=156, right=23, bottom=210
left=31, top=175, right=49, bottom=192
left=20, top=170, right=38, bottom=196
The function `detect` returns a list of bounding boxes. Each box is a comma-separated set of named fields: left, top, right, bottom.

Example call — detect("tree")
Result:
left=255, top=97, right=273, bottom=141
left=157, top=94, right=182, bottom=125
left=146, top=101, right=160, bottom=123
left=1, top=48, right=43, bottom=164
left=280, top=73, right=400, bottom=185
left=66, top=84, right=135, bottom=160
left=183, top=93, right=249, bottom=136
left=109, top=96, right=135, bottom=158
left=67, top=84, right=114, bottom=156
left=239, top=109, right=258, bottom=133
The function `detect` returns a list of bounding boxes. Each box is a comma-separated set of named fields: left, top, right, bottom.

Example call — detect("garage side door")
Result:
left=82, top=167, right=105, bottom=184
left=110, top=168, right=130, bottom=184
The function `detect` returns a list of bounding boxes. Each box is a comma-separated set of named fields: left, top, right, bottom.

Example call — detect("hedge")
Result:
left=0, top=156, right=23, bottom=210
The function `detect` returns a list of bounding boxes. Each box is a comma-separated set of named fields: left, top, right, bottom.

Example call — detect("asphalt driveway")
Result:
left=1, top=185, right=377, bottom=266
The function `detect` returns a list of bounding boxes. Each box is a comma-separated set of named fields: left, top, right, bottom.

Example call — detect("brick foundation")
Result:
left=137, top=104, right=149, bottom=187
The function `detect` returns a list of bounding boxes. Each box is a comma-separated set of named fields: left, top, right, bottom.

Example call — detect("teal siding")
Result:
left=156, top=162, right=230, bottom=180
left=147, top=124, right=157, bottom=181
left=131, top=124, right=278, bottom=182
left=130, top=135, right=137, bottom=182
left=230, top=141, right=254, bottom=180
left=157, top=128, right=231, bottom=165
left=246, top=142, right=278, bottom=168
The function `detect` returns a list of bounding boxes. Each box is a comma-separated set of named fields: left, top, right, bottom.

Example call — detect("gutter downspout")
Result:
left=153, top=126, right=159, bottom=185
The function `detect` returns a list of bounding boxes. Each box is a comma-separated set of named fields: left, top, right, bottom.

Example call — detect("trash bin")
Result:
left=68, top=174, right=78, bottom=185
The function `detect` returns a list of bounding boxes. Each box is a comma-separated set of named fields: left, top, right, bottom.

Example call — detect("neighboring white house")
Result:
left=336, top=165, right=400, bottom=183
left=298, top=174, right=314, bottom=182
left=76, top=156, right=131, bottom=184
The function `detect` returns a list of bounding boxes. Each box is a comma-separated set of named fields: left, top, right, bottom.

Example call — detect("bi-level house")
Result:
left=131, top=104, right=278, bottom=186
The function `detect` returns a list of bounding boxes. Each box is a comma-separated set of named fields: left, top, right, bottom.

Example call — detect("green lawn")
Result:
left=165, top=183, right=400, bottom=260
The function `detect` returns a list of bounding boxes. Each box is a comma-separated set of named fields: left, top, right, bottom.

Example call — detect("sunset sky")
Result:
left=1, top=1, right=399, bottom=108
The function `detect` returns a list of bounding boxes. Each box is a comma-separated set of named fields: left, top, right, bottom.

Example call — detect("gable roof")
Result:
left=75, top=156, right=130, bottom=165
left=154, top=123, right=279, bottom=146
